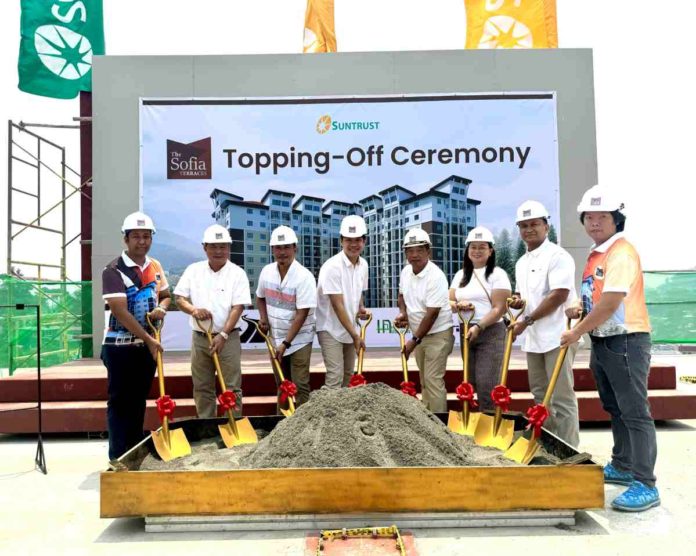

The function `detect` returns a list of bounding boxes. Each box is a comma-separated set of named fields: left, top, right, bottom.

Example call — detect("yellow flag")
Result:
left=303, top=0, right=337, bottom=53
left=464, top=0, right=558, bottom=49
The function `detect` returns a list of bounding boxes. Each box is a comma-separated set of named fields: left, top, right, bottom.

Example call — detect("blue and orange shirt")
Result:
left=102, top=252, right=169, bottom=343
left=581, top=233, right=650, bottom=337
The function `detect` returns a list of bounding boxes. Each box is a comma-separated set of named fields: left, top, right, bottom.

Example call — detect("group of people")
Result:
left=101, top=183, right=659, bottom=512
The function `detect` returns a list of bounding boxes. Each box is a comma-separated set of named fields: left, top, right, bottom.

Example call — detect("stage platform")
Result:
left=1, top=348, right=695, bottom=433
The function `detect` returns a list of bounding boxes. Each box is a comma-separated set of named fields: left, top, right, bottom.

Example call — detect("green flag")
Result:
left=18, top=0, right=105, bottom=99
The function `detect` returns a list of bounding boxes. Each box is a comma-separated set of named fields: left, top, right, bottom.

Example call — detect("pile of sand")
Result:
left=141, top=383, right=517, bottom=471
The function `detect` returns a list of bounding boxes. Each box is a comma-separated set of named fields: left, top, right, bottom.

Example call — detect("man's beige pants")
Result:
left=318, top=331, right=356, bottom=388
left=414, top=328, right=454, bottom=413
left=526, top=343, right=580, bottom=447
left=190, top=330, right=242, bottom=418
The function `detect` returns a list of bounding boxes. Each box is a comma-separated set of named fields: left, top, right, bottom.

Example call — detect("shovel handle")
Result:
left=147, top=313, right=171, bottom=442
left=456, top=306, right=475, bottom=382
left=355, top=312, right=373, bottom=374
left=541, top=317, right=581, bottom=406
left=242, top=314, right=295, bottom=414
left=498, top=298, right=526, bottom=386
left=393, top=322, right=410, bottom=382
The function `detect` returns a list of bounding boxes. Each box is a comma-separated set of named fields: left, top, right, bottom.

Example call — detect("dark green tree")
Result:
left=496, top=228, right=515, bottom=285
left=549, top=224, right=558, bottom=244
left=515, top=237, right=526, bottom=261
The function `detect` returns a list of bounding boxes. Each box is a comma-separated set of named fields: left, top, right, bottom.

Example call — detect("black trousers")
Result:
left=101, top=344, right=156, bottom=460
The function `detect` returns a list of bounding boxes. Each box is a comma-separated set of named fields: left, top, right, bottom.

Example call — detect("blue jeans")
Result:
left=101, top=344, right=157, bottom=460
left=590, top=333, right=657, bottom=487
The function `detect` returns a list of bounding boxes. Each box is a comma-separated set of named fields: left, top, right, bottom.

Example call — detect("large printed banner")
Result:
left=140, top=93, right=559, bottom=350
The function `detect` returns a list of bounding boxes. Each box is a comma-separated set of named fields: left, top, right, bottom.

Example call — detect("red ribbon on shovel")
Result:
left=455, top=382, right=478, bottom=409
left=349, top=374, right=367, bottom=388
left=155, top=395, right=176, bottom=421
left=279, top=379, right=298, bottom=403
left=525, top=403, right=550, bottom=439
left=217, top=390, right=237, bottom=412
left=491, top=385, right=512, bottom=412
left=400, top=381, right=418, bottom=398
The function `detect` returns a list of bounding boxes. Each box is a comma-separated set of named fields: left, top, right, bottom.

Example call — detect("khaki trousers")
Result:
left=279, top=343, right=313, bottom=406
left=526, top=343, right=580, bottom=447
left=414, top=328, right=455, bottom=413
left=190, top=330, right=242, bottom=418
left=318, top=331, right=356, bottom=389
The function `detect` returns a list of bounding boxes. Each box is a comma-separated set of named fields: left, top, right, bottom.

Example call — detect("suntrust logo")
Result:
left=315, top=114, right=380, bottom=134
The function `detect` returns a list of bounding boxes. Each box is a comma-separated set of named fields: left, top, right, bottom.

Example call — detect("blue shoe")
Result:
left=611, top=481, right=660, bottom=512
left=604, top=463, right=634, bottom=486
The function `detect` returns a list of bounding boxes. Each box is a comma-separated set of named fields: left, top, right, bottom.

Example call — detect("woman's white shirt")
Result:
left=450, top=267, right=512, bottom=323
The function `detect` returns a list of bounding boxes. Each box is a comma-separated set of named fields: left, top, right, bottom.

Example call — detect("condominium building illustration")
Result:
left=211, top=174, right=479, bottom=306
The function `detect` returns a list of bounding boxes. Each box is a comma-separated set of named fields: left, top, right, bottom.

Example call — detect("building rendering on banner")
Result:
left=211, top=174, right=479, bottom=306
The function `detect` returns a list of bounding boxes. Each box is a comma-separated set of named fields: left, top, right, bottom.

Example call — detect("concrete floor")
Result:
left=2, top=356, right=696, bottom=555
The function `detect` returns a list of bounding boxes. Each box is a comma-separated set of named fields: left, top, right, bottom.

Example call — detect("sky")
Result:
left=2, top=0, right=696, bottom=279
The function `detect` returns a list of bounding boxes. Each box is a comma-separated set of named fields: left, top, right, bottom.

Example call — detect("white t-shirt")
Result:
left=515, top=239, right=577, bottom=353
left=399, top=261, right=453, bottom=335
left=450, top=267, right=512, bottom=323
left=315, top=252, right=369, bottom=344
left=174, top=260, right=251, bottom=333
left=256, top=260, right=317, bottom=356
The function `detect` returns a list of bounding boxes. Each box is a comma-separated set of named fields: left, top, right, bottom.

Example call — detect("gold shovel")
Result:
left=394, top=321, right=418, bottom=398
left=195, top=319, right=258, bottom=447
left=349, top=312, right=373, bottom=387
left=505, top=318, right=579, bottom=464
left=447, top=306, right=480, bottom=435
left=147, top=314, right=191, bottom=462
left=242, top=315, right=296, bottom=417
left=473, top=298, right=526, bottom=450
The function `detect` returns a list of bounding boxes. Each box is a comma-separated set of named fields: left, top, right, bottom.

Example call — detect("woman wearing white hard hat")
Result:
left=448, top=226, right=512, bottom=411
left=561, top=185, right=659, bottom=512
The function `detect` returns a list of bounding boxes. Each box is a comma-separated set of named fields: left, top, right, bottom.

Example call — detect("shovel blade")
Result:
left=151, top=427, right=191, bottom=462
left=280, top=407, right=294, bottom=418
left=473, top=413, right=515, bottom=450
left=447, top=410, right=480, bottom=436
left=219, top=418, right=258, bottom=448
left=504, top=436, right=540, bottom=465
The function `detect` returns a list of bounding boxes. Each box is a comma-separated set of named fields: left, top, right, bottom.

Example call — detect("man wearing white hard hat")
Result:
left=101, top=211, right=171, bottom=462
left=316, top=215, right=371, bottom=389
left=510, top=200, right=580, bottom=447
left=395, top=228, right=454, bottom=412
left=256, top=226, right=317, bottom=407
left=174, top=224, right=251, bottom=418
left=561, top=185, right=658, bottom=512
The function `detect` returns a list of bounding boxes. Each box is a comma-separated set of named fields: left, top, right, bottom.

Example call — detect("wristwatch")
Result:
left=282, top=340, right=292, bottom=349
left=412, top=336, right=422, bottom=345
left=524, top=315, right=535, bottom=326
left=219, top=330, right=229, bottom=340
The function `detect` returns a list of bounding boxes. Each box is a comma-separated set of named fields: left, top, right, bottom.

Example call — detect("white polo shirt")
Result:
left=399, top=261, right=453, bottom=335
left=450, top=266, right=512, bottom=323
left=515, top=239, right=576, bottom=353
left=174, top=260, right=251, bottom=333
left=256, top=260, right=317, bottom=356
left=315, top=251, right=368, bottom=344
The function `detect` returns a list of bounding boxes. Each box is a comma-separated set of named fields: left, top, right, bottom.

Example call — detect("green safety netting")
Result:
left=0, top=275, right=92, bottom=376
left=644, top=271, right=696, bottom=344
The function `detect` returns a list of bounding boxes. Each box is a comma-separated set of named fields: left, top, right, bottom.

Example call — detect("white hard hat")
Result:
left=202, top=224, right=232, bottom=244
left=339, top=215, right=367, bottom=238
left=516, top=200, right=550, bottom=223
left=121, top=211, right=156, bottom=234
left=577, top=185, right=625, bottom=214
left=465, top=226, right=495, bottom=245
left=270, top=225, right=298, bottom=246
left=403, top=227, right=431, bottom=248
